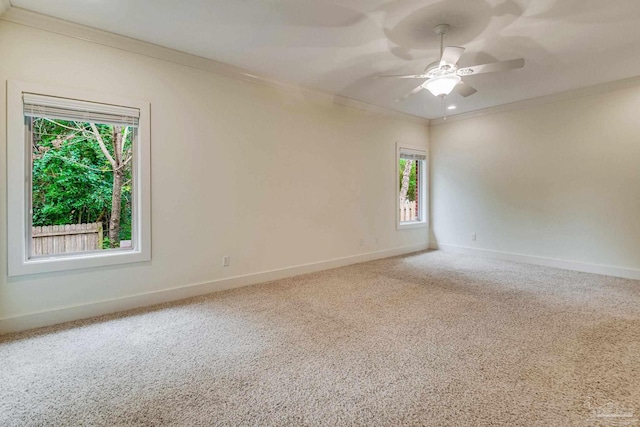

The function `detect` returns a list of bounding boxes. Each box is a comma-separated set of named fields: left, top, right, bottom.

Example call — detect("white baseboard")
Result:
left=0, top=243, right=428, bottom=335
left=432, top=242, right=640, bottom=281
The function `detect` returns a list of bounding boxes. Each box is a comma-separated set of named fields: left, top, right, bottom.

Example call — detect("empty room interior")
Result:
left=1, top=0, right=640, bottom=425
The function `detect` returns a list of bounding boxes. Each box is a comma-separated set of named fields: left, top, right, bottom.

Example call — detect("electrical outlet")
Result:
left=222, top=255, right=230, bottom=267
left=471, top=233, right=477, bottom=241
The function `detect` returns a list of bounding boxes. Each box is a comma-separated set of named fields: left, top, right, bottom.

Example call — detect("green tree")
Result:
left=31, top=118, right=133, bottom=248
left=398, top=159, right=417, bottom=202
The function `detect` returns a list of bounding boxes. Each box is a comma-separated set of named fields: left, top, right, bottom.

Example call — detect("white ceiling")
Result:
left=10, top=0, right=640, bottom=119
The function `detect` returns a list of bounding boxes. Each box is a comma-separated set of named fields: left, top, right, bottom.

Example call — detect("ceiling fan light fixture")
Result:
left=423, top=74, right=461, bottom=96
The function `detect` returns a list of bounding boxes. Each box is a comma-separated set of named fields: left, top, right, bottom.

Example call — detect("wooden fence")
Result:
left=399, top=200, right=418, bottom=222
left=32, top=222, right=103, bottom=256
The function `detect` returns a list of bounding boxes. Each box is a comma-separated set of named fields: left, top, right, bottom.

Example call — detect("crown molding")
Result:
left=0, top=6, right=430, bottom=126
left=431, top=74, right=640, bottom=126
left=7, top=5, right=640, bottom=129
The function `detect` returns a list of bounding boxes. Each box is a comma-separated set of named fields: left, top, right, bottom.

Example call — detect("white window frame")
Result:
left=7, top=80, right=151, bottom=276
left=396, top=142, right=428, bottom=230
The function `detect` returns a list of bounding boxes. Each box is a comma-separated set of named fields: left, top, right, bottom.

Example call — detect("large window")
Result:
left=397, top=144, right=427, bottom=228
left=8, top=82, right=151, bottom=276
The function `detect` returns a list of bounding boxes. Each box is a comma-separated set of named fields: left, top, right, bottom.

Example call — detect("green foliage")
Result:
left=31, top=118, right=132, bottom=242
left=398, top=159, right=418, bottom=202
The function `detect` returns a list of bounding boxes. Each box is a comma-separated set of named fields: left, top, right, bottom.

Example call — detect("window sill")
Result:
left=9, top=248, right=151, bottom=276
left=397, top=221, right=428, bottom=230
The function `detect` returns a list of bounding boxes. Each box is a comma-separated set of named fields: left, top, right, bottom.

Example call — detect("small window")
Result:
left=397, top=144, right=427, bottom=228
left=8, top=82, right=151, bottom=275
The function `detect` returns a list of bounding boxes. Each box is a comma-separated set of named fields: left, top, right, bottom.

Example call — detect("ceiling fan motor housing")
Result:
left=433, top=24, right=450, bottom=36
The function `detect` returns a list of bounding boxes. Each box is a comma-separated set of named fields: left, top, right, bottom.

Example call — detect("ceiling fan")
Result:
left=379, top=24, right=525, bottom=102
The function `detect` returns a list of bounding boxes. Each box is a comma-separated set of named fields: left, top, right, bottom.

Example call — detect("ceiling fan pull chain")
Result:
left=442, top=95, right=447, bottom=120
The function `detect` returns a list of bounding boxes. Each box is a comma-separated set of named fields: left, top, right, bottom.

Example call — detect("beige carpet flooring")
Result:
left=1, top=251, right=640, bottom=426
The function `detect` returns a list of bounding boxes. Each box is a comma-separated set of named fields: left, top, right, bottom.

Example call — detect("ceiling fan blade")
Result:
left=440, top=46, right=465, bottom=68
left=377, top=73, right=429, bottom=79
left=457, top=58, right=524, bottom=76
left=456, top=81, right=477, bottom=97
left=395, top=85, right=424, bottom=102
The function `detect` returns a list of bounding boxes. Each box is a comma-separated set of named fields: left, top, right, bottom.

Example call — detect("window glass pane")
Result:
left=29, top=117, right=135, bottom=257
left=399, top=158, right=422, bottom=223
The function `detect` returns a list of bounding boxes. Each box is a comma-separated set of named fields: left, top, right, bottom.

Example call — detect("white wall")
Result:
left=430, top=85, right=640, bottom=275
left=0, top=20, right=429, bottom=331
